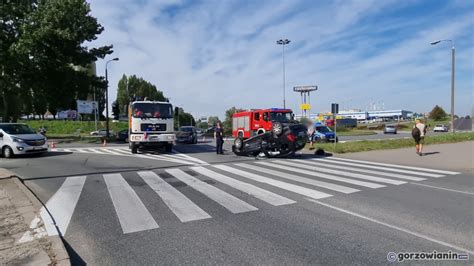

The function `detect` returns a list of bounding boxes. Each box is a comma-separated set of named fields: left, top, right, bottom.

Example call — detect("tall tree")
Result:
left=429, top=105, right=447, bottom=121
left=116, top=74, right=168, bottom=115
left=1, top=0, right=112, bottom=121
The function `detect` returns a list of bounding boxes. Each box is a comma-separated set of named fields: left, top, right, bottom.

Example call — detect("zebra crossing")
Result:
left=41, top=157, right=460, bottom=236
left=51, top=147, right=209, bottom=165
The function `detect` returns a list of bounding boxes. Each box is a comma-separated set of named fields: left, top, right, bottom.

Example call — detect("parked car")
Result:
left=0, top=123, right=48, bottom=158
left=383, top=125, right=397, bottom=134
left=90, top=129, right=114, bottom=136
left=433, top=124, right=448, bottom=132
left=176, top=126, right=198, bottom=144
left=313, top=125, right=338, bottom=143
left=115, top=129, right=129, bottom=142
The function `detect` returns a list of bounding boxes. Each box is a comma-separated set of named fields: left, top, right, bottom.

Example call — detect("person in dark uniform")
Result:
left=214, top=122, right=224, bottom=154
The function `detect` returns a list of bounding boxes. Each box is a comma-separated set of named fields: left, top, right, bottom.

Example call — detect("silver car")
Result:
left=0, top=123, right=48, bottom=158
left=383, top=125, right=397, bottom=134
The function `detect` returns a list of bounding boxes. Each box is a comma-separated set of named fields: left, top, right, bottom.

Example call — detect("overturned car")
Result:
left=232, top=109, right=308, bottom=158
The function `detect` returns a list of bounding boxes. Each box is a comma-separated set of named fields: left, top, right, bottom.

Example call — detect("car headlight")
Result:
left=12, top=137, right=25, bottom=143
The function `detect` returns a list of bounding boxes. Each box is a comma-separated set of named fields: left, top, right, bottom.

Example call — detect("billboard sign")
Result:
left=77, top=100, right=98, bottom=114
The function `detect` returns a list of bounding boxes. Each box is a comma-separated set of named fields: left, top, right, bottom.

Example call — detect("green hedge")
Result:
left=20, top=120, right=129, bottom=135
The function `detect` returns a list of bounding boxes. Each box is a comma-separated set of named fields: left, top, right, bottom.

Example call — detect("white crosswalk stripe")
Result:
left=256, top=161, right=385, bottom=189
left=138, top=171, right=211, bottom=222
left=191, top=166, right=296, bottom=206
left=166, top=169, right=258, bottom=214
left=213, top=165, right=333, bottom=200
left=326, top=157, right=460, bottom=175
left=297, top=159, right=426, bottom=182
left=235, top=163, right=360, bottom=194
left=277, top=160, right=406, bottom=185
left=103, top=173, right=159, bottom=234
left=320, top=158, right=444, bottom=178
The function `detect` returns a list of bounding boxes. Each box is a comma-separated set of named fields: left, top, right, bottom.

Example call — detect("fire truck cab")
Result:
left=232, top=108, right=294, bottom=139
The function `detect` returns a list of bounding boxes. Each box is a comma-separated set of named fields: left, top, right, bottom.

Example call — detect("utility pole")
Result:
left=277, top=39, right=291, bottom=109
left=105, top=58, right=119, bottom=138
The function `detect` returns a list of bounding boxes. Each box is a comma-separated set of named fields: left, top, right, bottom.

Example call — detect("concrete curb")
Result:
left=0, top=168, right=70, bottom=265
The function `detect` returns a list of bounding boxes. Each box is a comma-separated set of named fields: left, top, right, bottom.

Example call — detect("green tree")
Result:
left=173, top=106, right=196, bottom=129
left=223, top=107, right=244, bottom=135
left=207, top=116, right=220, bottom=127
left=111, top=100, right=120, bottom=120
left=1, top=0, right=112, bottom=121
left=429, top=105, right=447, bottom=121
left=116, top=74, right=168, bottom=115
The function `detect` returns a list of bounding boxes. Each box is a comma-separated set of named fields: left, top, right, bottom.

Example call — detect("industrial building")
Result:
left=338, top=110, right=413, bottom=120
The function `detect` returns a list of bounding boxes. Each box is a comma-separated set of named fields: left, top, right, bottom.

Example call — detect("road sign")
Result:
left=300, top=104, right=311, bottom=110
left=77, top=100, right=98, bottom=114
left=331, top=103, right=339, bottom=115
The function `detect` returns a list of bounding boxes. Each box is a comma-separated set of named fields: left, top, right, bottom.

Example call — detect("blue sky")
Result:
left=88, top=0, right=473, bottom=119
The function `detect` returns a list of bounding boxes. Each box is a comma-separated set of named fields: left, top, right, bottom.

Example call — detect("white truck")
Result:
left=128, top=101, right=175, bottom=153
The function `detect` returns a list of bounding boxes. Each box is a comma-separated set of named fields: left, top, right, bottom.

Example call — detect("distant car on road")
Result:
left=383, top=125, right=397, bottom=134
left=314, top=125, right=338, bottom=143
left=0, top=123, right=48, bottom=158
left=115, top=129, right=129, bottom=142
left=176, top=126, right=198, bottom=144
left=90, top=129, right=114, bottom=136
left=433, top=124, right=448, bottom=132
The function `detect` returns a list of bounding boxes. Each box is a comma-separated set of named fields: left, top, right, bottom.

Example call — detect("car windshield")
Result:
left=179, top=127, right=193, bottom=132
left=270, top=112, right=292, bottom=123
left=386, top=125, right=395, bottom=128
left=0, top=124, right=36, bottom=135
left=316, top=126, right=332, bottom=133
left=436, top=125, right=444, bottom=127
left=132, top=103, right=173, bottom=119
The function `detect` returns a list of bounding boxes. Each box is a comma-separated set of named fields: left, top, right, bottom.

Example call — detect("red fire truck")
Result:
left=232, top=108, right=294, bottom=139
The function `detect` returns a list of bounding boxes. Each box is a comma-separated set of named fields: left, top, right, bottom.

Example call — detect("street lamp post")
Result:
left=105, top=57, right=119, bottom=138
left=277, top=39, right=291, bottom=109
left=431, top=39, right=455, bottom=133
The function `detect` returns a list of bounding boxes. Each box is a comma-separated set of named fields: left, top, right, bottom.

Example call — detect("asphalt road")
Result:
left=2, top=142, right=472, bottom=264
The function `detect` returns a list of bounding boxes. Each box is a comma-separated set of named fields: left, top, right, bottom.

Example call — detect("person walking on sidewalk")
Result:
left=412, top=119, right=427, bottom=156
left=214, top=122, right=224, bottom=155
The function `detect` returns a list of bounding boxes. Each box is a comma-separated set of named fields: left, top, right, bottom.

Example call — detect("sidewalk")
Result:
left=0, top=169, right=69, bottom=265
left=337, top=141, right=473, bottom=173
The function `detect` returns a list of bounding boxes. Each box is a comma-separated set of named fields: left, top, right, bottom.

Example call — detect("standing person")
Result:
left=412, top=119, right=427, bottom=156
left=307, top=120, right=315, bottom=150
left=214, top=122, right=224, bottom=155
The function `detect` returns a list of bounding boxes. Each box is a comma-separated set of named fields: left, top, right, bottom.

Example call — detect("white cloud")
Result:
left=87, top=0, right=473, bottom=119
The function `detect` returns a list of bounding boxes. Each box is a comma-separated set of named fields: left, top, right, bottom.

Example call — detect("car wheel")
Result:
left=130, top=143, right=138, bottom=154
left=234, top=138, right=243, bottom=150
left=3, top=146, right=14, bottom=158
left=272, top=122, right=283, bottom=136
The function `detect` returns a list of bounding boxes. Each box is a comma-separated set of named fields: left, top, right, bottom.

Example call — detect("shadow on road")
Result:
left=422, top=151, right=440, bottom=156
left=62, top=237, right=86, bottom=265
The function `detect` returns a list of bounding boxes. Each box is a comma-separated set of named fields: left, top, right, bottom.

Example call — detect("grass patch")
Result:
left=334, top=130, right=376, bottom=136
left=307, top=132, right=474, bottom=154
left=20, top=120, right=128, bottom=135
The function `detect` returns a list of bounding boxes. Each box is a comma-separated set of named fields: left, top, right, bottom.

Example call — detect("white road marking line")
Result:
left=320, top=158, right=443, bottom=178
left=327, top=157, right=460, bottom=175
left=84, top=148, right=104, bottom=154
left=257, top=162, right=385, bottom=189
left=236, top=163, right=359, bottom=194
left=409, top=183, right=474, bottom=195
left=308, top=199, right=474, bottom=256
left=99, top=148, right=124, bottom=155
left=166, top=169, right=258, bottom=214
left=138, top=171, right=211, bottom=222
left=103, top=174, right=159, bottom=234
left=278, top=161, right=406, bottom=185
left=170, top=151, right=209, bottom=165
left=214, top=165, right=333, bottom=200
left=296, top=160, right=426, bottom=182
left=145, top=153, right=196, bottom=165
left=63, top=148, right=72, bottom=152
left=109, top=148, right=131, bottom=155
left=41, top=176, right=87, bottom=235
left=191, top=166, right=296, bottom=206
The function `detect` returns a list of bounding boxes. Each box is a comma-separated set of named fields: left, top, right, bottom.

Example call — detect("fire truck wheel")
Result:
left=234, top=138, right=243, bottom=150
left=272, top=122, right=283, bottom=136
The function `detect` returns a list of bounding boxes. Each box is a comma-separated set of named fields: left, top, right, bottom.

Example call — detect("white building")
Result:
left=338, top=110, right=413, bottom=120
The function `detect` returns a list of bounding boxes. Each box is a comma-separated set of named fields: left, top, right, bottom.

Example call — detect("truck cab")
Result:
left=128, top=101, right=175, bottom=153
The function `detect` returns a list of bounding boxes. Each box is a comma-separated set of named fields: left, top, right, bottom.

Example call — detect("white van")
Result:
left=0, top=123, right=48, bottom=158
